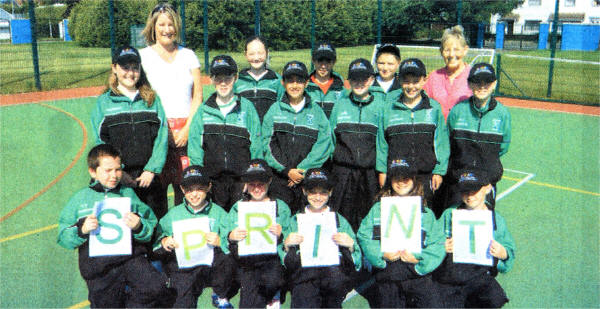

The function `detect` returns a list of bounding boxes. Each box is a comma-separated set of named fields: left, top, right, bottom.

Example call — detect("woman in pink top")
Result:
left=423, top=25, right=472, bottom=119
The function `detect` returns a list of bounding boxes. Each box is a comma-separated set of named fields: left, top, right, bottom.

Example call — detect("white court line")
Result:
left=344, top=168, right=534, bottom=303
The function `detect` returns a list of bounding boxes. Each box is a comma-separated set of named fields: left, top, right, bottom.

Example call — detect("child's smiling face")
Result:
left=304, top=187, right=331, bottom=211
left=89, top=156, right=122, bottom=189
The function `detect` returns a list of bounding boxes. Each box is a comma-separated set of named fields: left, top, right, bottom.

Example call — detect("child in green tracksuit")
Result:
left=376, top=58, right=450, bottom=211
left=329, top=58, right=385, bottom=232
left=57, top=144, right=169, bottom=308
left=434, top=169, right=515, bottom=308
left=305, top=42, right=347, bottom=119
left=370, top=44, right=403, bottom=100
left=226, top=159, right=292, bottom=308
left=235, top=36, right=284, bottom=122
left=153, top=166, right=235, bottom=308
left=262, top=61, right=333, bottom=213
left=188, top=55, right=262, bottom=211
left=283, top=168, right=362, bottom=308
left=358, top=158, right=445, bottom=308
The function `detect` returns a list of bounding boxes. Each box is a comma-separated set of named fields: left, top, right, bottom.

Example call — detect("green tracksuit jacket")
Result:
left=447, top=96, right=511, bottom=184
left=306, top=71, right=347, bottom=118
left=57, top=182, right=157, bottom=279
left=376, top=91, right=450, bottom=176
left=153, top=200, right=230, bottom=255
left=329, top=91, right=386, bottom=168
left=188, top=93, right=262, bottom=176
left=438, top=205, right=516, bottom=273
left=357, top=200, right=445, bottom=275
left=370, top=74, right=403, bottom=101
left=224, top=199, right=292, bottom=262
left=283, top=208, right=362, bottom=271
left=91, top=91, right=168, bottom=174
left=262, top=93, right=333, bottom=176
left=234, top=68, right=285, bottom=122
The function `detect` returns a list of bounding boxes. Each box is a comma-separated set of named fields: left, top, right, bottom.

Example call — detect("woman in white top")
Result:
left=140, top=2, right=203, bottom=206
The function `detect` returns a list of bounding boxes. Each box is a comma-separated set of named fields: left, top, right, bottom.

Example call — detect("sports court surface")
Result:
left=0, top=87, right=598, bottom=308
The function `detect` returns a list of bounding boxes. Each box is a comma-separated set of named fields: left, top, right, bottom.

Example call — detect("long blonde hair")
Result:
left=440, top=25, right=468, bottom=51
left=107, top=65, right=156, bottom=107
left=142, top=3, right=181, bottom=45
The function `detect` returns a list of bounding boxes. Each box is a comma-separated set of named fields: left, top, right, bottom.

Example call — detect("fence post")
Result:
left=254, top=0, right=261, bottom=36
left=377, top=0, right=382, bottom=45
left=547, top=0, right=560, bottom=97
left=108, top=0, right=115, bottom=56
left=28, top=0, right=41, bottom=90
left=495, top=22, right=505, bottom=49
left=457, top=0, right=463, bottom=26
left=310, top=0, right=315, bottom=71
left=203, top=0, right=209, bottom=74
left=495, top=53, right=501, bottom=95
left=180, top=0, right=186, bottom=46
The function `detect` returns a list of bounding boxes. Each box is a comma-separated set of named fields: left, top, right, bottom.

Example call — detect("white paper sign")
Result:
left=173, top=217, right=214, bottom=268
left=89, top=197, right=132, bottom=257
left=297, top=212, right=339, bottom=267
left=380, top=196, right=422, bottom=254
left=238, top=201, right=277, bottom=256
left=452, top=209, right=494, bottom=266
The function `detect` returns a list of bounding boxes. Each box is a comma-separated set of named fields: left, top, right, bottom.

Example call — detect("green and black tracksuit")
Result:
left=306, top=71, right=347, bottom=119
left=446, top=96, right=512, bottom=207
left=357, top=199, right=445, bottom=307
left=262, top=93, right=333, bottom=213
left=91, top=90, right=169, bottom=218
left=371, top=74, right=403, bottom=101
left=224, top=199, right=292, bottom=308
left=153, top=200, right=234, bottom=308
left=329, top=91, right=385, bottom=231
left=234, top=68, right=284, bottom=122
left=376, top=91, right=450, bottom=208
left=188, top=94, right=262, bottom=210
left=283, top=208, right=362, bottom=308
left=57, top=182, right=169, bottom=308
left=433, top=205, right=515, bottom=307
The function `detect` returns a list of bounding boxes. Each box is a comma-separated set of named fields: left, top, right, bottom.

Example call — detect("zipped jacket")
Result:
left=262, top=93, right=333, bottom=176
left=447, top=97, right=511, bottom=184
left=329, top=91, right=385, bottom=169
left=376, top=91, right=450, bottom=176
left=57, top=182, right=157, bottom=280
left=357, top=200, right=445, bottom=275
left=91, top=91, right=168, bottom=173
left=153, top=199, right=230, bottom=258
left=370, top=74, right=403, bottom=101
left=234, top=68, right=284, bottom=122
left=188, top=94, right=262, bottom=177
left=306, top=71, right=347, bottom=118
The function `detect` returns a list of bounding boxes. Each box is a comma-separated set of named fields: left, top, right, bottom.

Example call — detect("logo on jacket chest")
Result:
left=491, top=119, right=502, bottom=132
left=306, top=114, right=314, bottom=126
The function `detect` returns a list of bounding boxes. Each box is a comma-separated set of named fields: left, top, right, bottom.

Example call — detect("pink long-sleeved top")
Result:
left=423, top=65, right=472, bottom=119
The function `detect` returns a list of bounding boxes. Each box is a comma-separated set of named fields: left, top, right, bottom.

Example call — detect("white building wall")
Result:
left=490, top=0, right=600, bottom=34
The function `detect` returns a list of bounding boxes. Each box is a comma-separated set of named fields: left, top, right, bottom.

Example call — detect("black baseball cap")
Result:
left=376, top=43, right=401, bottom=59
left=456, top=169, right=490, bottom=193
left=282, top=61, right=309, bottom=81
left=348, top=58, right=375, bottom=81
left=181, top=165, right=211, bottom=187
left=112, top=45, right=141, bottom=65
left=468, top=63, right=497, bottom=84
left=398, top=58, right=427, bottom=78
left=241, top=159, right=273, bottom=183
left=302, top=168, right=333, bottom=190
left=387, top=158, right=418, bottom=179
left=312, top=42, right=336, bottom=61
left=210, top=55, right=237, bottom=76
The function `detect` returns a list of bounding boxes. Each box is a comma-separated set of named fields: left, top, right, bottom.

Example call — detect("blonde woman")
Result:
left=140, top=3, right=203, bottom=205
left=423, top=25, right=473, bottom=119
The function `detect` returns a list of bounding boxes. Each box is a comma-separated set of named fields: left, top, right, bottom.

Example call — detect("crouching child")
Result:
left=153, top=165, right=235, bottom=308
left=57, top=144, right=170, bottom=308
left=283, top=168, right=362, bottom=308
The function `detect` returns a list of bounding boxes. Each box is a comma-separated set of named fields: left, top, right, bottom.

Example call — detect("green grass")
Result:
left=1, top=98, right=598, bottom=308
left=2, top=42, right=599, bottom=105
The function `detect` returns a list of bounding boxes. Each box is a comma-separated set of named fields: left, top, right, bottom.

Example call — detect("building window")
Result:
left=524, top=20, right=541, bottom=32
left=565, top=0, right=576, bottom=7
left=529, top=0, right=541, bottom=6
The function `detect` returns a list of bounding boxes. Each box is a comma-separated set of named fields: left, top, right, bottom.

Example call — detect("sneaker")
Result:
left=211, top=293, right=219, bottom=307
left=217, top=299, right=233, bottom=309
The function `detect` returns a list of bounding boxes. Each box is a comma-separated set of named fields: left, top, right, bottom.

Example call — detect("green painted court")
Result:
left=0, top=96, right=598, bottom=308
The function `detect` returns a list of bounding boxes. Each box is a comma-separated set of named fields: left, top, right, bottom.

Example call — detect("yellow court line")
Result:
left=0, top=224, right=58, bottom=243
left=68, top=300, right=90, bottom=309
left=503, top=176, right=600, bottom=197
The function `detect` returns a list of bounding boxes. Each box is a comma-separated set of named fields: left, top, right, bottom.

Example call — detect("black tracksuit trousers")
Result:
left=237, top=256, right=285, bottom=308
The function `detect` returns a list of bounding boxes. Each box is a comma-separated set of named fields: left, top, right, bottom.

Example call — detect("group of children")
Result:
left=57, top=38, right=515, bottom=308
